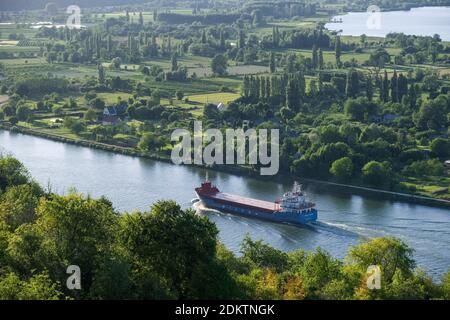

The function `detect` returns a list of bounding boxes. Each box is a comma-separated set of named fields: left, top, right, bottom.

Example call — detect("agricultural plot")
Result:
left=185, top=92, right=240, bottom=105
left=0, top=24, right=38, bottom=38
left=0, top=57, right=45, bottom=67
left=284, top=48, right=371, bottom=65
left=189, top=64, right=270, bottom=77
left=268, top=21, right=315, bottom=29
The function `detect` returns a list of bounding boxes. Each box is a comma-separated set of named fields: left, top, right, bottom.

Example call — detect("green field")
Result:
left=186, top=92, right=240, bottom=105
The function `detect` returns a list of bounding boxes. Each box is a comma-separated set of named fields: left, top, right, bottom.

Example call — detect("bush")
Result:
left=430, top=138, right=450, bottom=157
left=362, top=161, right=393, bottom=187
left=330, top=157, right=354, bottom=182
left=402, top=159, right=445, bottom=177
left=16, top=105, right=31, bottom=122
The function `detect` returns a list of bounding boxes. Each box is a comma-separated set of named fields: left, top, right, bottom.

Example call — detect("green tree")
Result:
left=120, top=200, right=233, bottom=299
left=269, top=52, right=276, bottom=73
left=138, top=132, right=166, bottom=151
left=348, top=237, right=415, bottom=285
left=272, top=26, right=280, bottom=47
left=90, top=97, right=105, bottom=110
left=219, top=28, right=226, bottom=49
left=286, top=78, right=300, bottom=111
left=240, top=235, right=288, bottom=272
left=409, top=83, right=418, bottom=109
left=335, top=36, right=342, bottom=67
left=0, top=183, right=42, bottom=231
left=430, top=138, right=450, bottom=157
left=0, top=156, right=31, bottom=191
left=369, top=48, right=390, bottom=69
left=344, top=97, right=376, bottom=122
left=175, top=91, right=184, bottom=100
left=390, top=70, right=398, bottom=102
left=34, top=193, right=119, bottom=297
left=414, top=96, right=449, bottom=130
left=442, top=271, right=450, bottom=299
left=361, top=161, right=393, bottom=187
left=366, top=75, right=373, bottom=101
left=84, top=109, right=97, bottom=122
left=381, top=70, right=389, bottom=102
left=201, top=30, right=207, bottom=44
left=312, top=45, right=318, bottom=70
left=171, top=53, right=178, bottom=72
left=346, top=69, right=359, bottom=98
left=16, top=105, right=31, bottom=122
left=211, top=54, right=228, bottom=76
left=397, top=73, right=408, bottom=102
left=300, top=248, right=343, bottom=299
left=98, top=64, right=106, bottom=84
left=238, top=29, right=245, bottom=49
left=318, top=48, right=324, bottom=70
left=402, top=159, right=444, bottom=177
left=330, top=157, right=354, bottom=182
left=8, top=116, right=18, bottom=125
left=0, top=272, right=64, bottom=300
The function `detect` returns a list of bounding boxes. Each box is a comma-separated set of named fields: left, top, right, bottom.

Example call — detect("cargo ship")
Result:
left=195, top=179, right=317, bottom=225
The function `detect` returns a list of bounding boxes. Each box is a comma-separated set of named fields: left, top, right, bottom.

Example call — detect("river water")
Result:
left=1, top=130, right=449, bottom=278
left=325, top=6, right=450, bottom=41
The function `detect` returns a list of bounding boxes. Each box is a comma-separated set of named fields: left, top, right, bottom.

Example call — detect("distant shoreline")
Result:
left=337, top=5, right=450, bottom=15
left=326, top=5, right=450, bottom=42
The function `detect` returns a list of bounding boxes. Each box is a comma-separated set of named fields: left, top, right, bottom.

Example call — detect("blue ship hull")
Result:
left=197, top=194, right=318, bottom=225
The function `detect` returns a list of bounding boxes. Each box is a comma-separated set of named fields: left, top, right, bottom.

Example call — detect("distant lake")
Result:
left=325, top=6, right=450, bottom=41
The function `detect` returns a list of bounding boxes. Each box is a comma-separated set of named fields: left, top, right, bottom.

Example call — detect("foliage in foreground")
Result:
left=0, top=155, right=449, bottom=300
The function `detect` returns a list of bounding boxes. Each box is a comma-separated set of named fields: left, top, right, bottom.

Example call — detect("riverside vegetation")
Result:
left=0, top=154, right=449, bottom=300
left=1, top=1, right=450, bottom=199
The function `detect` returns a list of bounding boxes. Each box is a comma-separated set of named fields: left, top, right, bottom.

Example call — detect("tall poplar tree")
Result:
left=335, top=36, right=342, bottom=68
left=390, top=70, right=399, bottom=103
left=269, top=52, right=276, bottom=73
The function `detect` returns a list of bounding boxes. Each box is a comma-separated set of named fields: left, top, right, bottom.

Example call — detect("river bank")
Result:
left=2, top=122, right=449, bottom=209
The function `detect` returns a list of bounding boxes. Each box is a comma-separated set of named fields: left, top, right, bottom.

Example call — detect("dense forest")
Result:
left=0, top=154, right=449, bottom=299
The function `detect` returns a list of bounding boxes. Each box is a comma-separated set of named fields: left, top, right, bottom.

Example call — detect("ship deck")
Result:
left=211, top=192, right=278, bottom=211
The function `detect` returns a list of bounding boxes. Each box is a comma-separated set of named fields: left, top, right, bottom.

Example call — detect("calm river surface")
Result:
left=1, top=130, right=449, bottom=278
left=325, top=6, right=450, bottom=41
